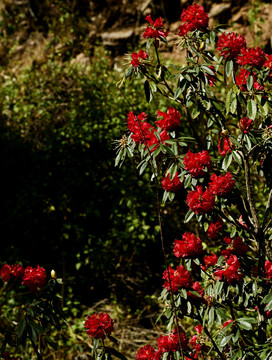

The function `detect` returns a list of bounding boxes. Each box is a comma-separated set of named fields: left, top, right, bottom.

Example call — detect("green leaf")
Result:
left=247, top=75, right=254, bottom=91
left=17, top=318, right=27, bottom=340
left=139, top=161, right=148, bottom=175
left=174, top=87, right=182, bottom=100
left=219, top=334, right=232, bottom=348
left=237, top=319, right=252, bottom=330
left=191, top=106, right=200, bottom=119
left=230, top=97, right=237, bottom=114
left=225, top=60, right=233, bottom=78
left=264, top=299, right=272, bottom=311
left=45, top=335, right=58, bottom=350
left=225, top=89, right=232, bottom=114
left=184, top=174, right=191, bottom=188
left=232, top=151, right=242, bottom=165
left=247, top=99, right=257, bottom=120
left=208, top=307, right=214, bottom=326
left=184, top=210, right=194, bottom=223
left=261, top=293, right=272, bottom=304
left=222, top=153, right=233, bottom=170
left=144, top=80, right=152, bottom=103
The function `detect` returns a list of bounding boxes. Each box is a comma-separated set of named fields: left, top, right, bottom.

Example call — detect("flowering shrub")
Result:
left=115, top=2, right=272, bottom=359
left=0, top=264, right=63, bottom=358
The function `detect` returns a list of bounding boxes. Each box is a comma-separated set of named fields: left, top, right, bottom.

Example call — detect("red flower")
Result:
left=146, top=129, right=170, bottom=152
left=136, top=345, right=156, bottom=360
left=214, top=255, right=243, bottom=284
left=0, top=264, right=12, bottom=282
left=143, top=15, right=168, bottom=39
left=183, top=150, right=211, bottom=177
left=223, top=319, right=233, bottom=328
left=239, top=117, right=253, bottom=133
left=190, top=335, right=202, bottom=353
left=163, top=265, right=193, bottom=292
left=235, top=68, right=263, bottom=91
left=161, top=172, right=183, bottom=192
left=236, top=47, right=266, bottom=68
left=216, top=32, right=246, bottom=59
left=206, top=66, right=216, bottom=86
left=207, top=218, right=223, bottom=239
left=218, top=136, right=233, bottom=158
left=157, top=331, right=189, bottom=352
left=178, top=3, right=209, bottom=36
left=204, top=253, right=218, bottom=267
left=186, top=186, right=215, bottom=214
left=85, top=312, right=114, bottom=339
left=188, top=281, right=205, bottom=300
left=209, top=172, right=235, bottom=197
left=265, top=260, right=272, bottom=279
left=131, top=50, right=148, bottom=67
left=222, top=236, right=248, bottom=257
left=0, top=264, right=24, bottom=282
left=156, top=107, right=181, bottom=131
left=22, top=265, right=46, bottom=292
left=194, top=325, right=203, bottom=334
left=173, top=232, right=203, bottom=258
left=127, top=111, right=154, bottom=144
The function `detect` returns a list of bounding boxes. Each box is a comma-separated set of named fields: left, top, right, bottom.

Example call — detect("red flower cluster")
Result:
left=157, top=330, right=189, bottom=352
left=188, top=281, right=204, bottom=300
left=22, top=265, right=46, bottom=292
left=130, top=50, right=148, bottom=67
left=222, top=236, right=248, bottom=257
left=186, top=186, right=215, bottom=214
left=156, top=107, right=181, bottom=131
left=127, top=111, right=153, bottom=144
left=178, top=3, right=209, bottom=37
left=264, top=54, right=272, bottom=78
left=85, top=312, right=114, bottom=339
left=239, top=117, right=253, bottom=133
left=218, top=136, right=233, bottom=157
left=207, top=218, right=223, bottom=239
left=265, top=260, right=272, bottom=279
left=173, top=232, right=203, bottom=258
left=235, top=68, right=263, bottom=91
left=161, top=172, right=183, bottom=192
left=209, top=172, right=235, bottom=197
left=136, top=345, right=156, bottom=360
left=216, top=32, right=246, bottom=59
left=236, top=46, right=266, bottom=68
left=163, top=265, right=193, bottom=292
left=0, top=264, right=24, bottom=282
left=214, top=254, right=243, bottom=284
left=143, top=15, right=168, bottom=39
left=183, top=150, right=211, bottom=177
left=204, top=253, right=218, bottom=267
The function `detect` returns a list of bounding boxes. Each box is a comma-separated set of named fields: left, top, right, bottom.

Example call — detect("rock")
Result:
left=209, top=3, right=231, bottom=18
left=101, top=28, right=134, bottom=47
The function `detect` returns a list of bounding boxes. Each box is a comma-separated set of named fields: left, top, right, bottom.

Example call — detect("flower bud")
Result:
left=51, top=269, right=57, bottom=279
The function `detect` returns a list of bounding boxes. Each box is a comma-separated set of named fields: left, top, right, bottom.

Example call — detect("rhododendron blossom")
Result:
left=127, top=111, right=154, bottom=144
left=265, top=260, right=272, bottom=279
left=216, top=31, right=246, bottom=59
left=163, top=265, right=193, bottom=292
left=157, top=330, right=189, bottom=352
left=214, top=255, right=243, bottom=284
left=85, top=312, right=114, bottom=339
left=0, top=264, right=24, bottom=282
left=239, top=117, right=253, bottom=133
left=173, top=232, right=203, bottom=258
left=222, top=236, right=248, bottom=257
left=161, top=172, right=183, bottom=192
left=204, top=253, right=218, bottom=267
left=130, top=50, right=148, bottom=67
left=207, top=218, right=223, bottom=239
left=136, top=345, right=156, bottom=360
left=183, top=149, right=211, bottom=177
left=235, top=68, right=263, bottom=91
left=156, top=107, right=181, bottom=131
left=143, top=15, right=168, bottom=39
left=223, top=319, right=233, bottom=328
left=236, top=46, right=266, bottom=68
left=178, top=3, right=209, bottom=36
left=22, top=265, right=46, bottom=292
left=218, top=136, right=233, bottom=157
left=186, top=186, right=215, bottom=214
left=146, top=129, right=170, bottom=152
left=209, top=172, right=236, bottom=197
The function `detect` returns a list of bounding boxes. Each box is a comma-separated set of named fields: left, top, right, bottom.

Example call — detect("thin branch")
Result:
left=262, top=189, right=272, bottom=231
